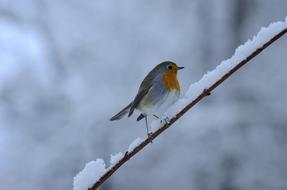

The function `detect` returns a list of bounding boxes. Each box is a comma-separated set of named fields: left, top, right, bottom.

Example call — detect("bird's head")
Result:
left=159, top=61, right=184, bottom=91
left=161, top=61, right=184, bottom=74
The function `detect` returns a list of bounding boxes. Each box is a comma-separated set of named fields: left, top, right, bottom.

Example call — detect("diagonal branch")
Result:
left=87, top=25, right=287, bottom=190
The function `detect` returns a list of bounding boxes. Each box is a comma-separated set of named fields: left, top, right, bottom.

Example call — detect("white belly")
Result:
left=139, top=90, right=179, bottom=116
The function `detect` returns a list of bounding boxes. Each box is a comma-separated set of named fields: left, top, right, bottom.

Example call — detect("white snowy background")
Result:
left=1, top=1, right=287, bottom=190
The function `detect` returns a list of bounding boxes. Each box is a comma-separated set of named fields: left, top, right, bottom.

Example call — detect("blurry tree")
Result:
left=0, top=0, right=287, bottom=190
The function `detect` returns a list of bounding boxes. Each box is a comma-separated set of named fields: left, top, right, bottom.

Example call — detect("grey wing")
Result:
left=127, top=86, right=151, bottom=117
left=110, top=101, right=133, bottom=121
left=128, top=70, right=157, bottom=117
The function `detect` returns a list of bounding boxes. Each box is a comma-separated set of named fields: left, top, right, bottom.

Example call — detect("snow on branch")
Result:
left=73, top=17, right=287, bottom=190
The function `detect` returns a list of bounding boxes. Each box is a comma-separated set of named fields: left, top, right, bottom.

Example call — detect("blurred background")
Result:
left=0, top=0, right=287, bottom=190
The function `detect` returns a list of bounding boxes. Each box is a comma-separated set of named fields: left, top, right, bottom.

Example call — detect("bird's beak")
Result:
left=178, top=66, right=184, bottom=70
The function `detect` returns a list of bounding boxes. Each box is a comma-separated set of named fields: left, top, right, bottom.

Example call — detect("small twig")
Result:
left=88, top=27, right=287, bottom=190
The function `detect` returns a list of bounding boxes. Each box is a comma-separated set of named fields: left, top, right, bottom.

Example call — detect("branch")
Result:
left=74, top=19, right=287, bottom=190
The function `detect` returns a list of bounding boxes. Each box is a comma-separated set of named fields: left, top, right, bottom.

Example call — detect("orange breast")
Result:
left=162, top=72, right=180, bottom=92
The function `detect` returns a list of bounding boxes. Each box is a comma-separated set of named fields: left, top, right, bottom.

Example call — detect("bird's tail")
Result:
left=110, top=101, right=133, bottom=121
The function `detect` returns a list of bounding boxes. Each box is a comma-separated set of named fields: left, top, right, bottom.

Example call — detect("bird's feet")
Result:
left=147, top=132, right=153, bottom=143
left=160, top=116, right=170, bottom=124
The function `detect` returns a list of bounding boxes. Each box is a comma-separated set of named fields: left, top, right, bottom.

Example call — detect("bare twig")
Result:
left=89, top=27, right=287, bottom=190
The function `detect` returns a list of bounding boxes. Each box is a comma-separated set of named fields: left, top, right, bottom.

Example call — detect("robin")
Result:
left=110, top=61, right=184, bottom=136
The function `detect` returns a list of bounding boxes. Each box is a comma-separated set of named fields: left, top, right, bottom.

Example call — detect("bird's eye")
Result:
left=168, top=65, right=173, bottom=70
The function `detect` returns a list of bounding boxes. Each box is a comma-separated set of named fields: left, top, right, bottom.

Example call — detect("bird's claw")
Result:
left=160, top=117, right=170, bottom=124
left=147, top=132, right=153, bottom=143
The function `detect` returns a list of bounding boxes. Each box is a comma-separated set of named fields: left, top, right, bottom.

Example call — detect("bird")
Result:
left=110, top=61, right=184, bottom=137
